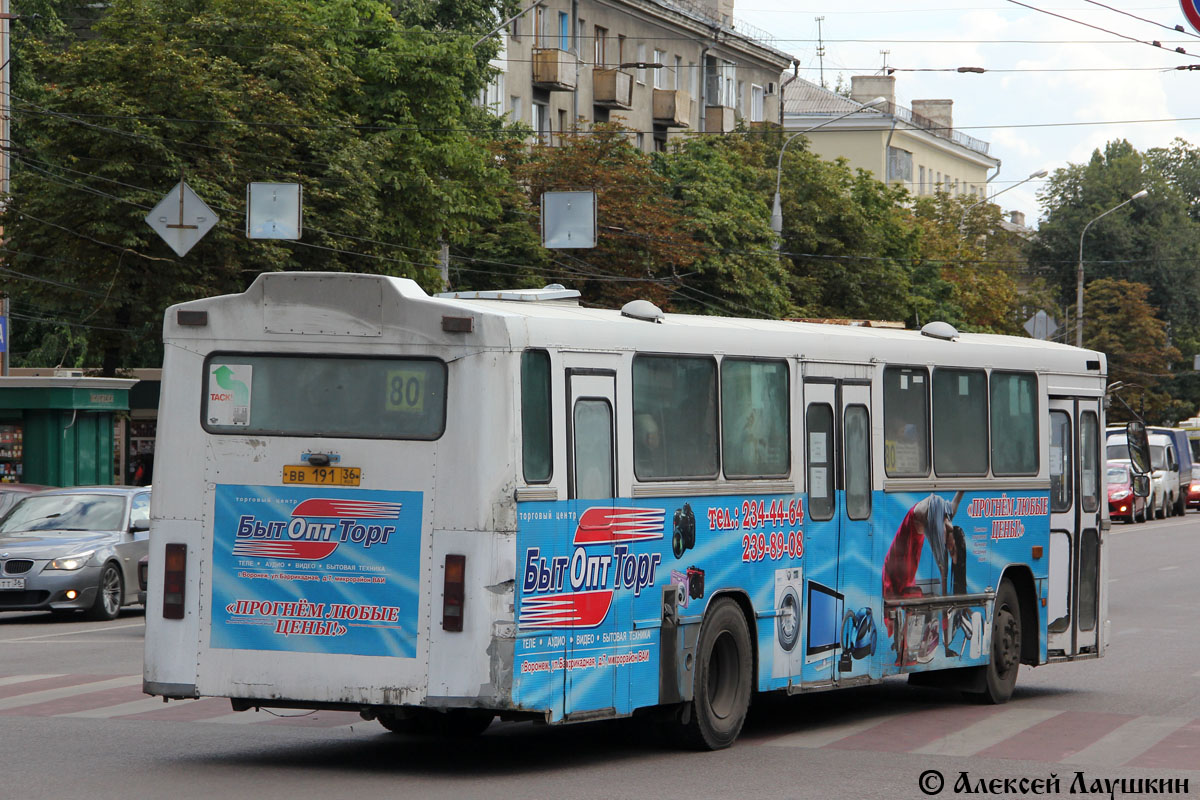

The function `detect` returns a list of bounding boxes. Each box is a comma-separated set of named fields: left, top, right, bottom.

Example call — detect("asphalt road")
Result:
left=1, top=513, right=1197, bottom=800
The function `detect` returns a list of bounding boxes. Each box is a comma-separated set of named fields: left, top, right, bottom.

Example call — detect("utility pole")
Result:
left=815, top=16, right=826, bottom=89
left=2, top=0, right=11, bottom=377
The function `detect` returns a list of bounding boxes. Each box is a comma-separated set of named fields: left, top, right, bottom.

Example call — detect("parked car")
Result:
left=1107, top=429, right=1179, bottom=519
left=0, top=486, right=151, bottom=620
left=1107, top=461, right=1146, bottom=523
left=1147, top=427, right=1194, bottom=516
left=0, top=484, right=51, bottom=517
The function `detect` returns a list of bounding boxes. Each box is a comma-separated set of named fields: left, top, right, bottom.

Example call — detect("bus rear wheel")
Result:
left=677, top=598, right=752, bottom=750
left=965, top=579, right=1021, bottom=704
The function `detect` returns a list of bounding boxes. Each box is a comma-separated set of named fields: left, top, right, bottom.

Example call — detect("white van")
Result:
left=1107, top=430, right=1179, bottom=519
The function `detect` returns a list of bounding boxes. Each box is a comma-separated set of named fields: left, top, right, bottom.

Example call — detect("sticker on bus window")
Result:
left=810, top=431, right=827, bottom=463
left=208, top=364, right=252, bottom=426
left=386, top=369, right=425, bottom=413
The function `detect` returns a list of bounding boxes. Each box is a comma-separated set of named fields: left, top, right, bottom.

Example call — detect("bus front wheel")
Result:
left=677, top=598, right=753, bottom=750
left=966, top=579, right=1021, bottom=704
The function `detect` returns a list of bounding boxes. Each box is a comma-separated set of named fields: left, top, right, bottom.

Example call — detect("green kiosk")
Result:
left=0, top=376, right=136, bottom=486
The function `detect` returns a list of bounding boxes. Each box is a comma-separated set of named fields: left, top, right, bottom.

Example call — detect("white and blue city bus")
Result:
left=143, top=272, right=1112, bottom=750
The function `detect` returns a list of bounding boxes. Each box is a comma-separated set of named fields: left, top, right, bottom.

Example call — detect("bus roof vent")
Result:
left=435, top=284, right=581, bottom=303
left=621, top=299, right=665, bottom=324
left=920, top=321, right=959, bottom=341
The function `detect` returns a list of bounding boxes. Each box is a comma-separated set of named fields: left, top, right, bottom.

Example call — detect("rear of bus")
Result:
left=143, top=273, right=522, bottom=719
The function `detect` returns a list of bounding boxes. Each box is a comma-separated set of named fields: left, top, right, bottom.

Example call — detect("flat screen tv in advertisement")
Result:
left=805, top=580, right=844, bottom=665
left=209, top=484, right=422, bottom=658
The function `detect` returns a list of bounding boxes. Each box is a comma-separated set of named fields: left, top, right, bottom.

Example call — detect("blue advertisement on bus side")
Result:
left=512, top=490, right=1049, bottom=721
left=209, top=484, right=423, bottom=658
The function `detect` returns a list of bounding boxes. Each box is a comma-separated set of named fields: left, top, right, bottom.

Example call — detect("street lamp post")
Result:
left=1075, top=189, right=1149, bottom=347
left=771, top=96, right=887, bottom=250
left=958, top=168, right=1048, bottom=231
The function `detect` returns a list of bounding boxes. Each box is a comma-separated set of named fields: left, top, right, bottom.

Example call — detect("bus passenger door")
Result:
left=802, top=374, right=873, bottom=683
left=563, top=369, right=620, bottom=718
left=1047, top=398, right=1104, bottom=659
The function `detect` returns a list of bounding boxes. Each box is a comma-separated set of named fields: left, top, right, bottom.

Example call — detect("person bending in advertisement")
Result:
left=882, top=491, right=964, bottom=664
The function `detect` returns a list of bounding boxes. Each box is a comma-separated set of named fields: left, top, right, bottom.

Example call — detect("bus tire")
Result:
left=378, top=708, right=493, bottom=738
left=965, top=579, right=1021, bottom=704
left=677, top=598, right=753, bottom=750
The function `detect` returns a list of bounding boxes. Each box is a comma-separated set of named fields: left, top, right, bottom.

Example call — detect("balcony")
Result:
left=653, top=89, right=691, bottom=127
left=532, top=48, right=577, bottom=91
left=593, top=68, right=633, bottom=109
left=704, top=105, right=734, bottom=133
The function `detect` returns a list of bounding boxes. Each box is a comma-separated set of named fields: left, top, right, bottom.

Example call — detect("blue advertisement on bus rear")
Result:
left=209, top=484, right=423, bottom=658
left=512, top=489, right=1049, bottom=721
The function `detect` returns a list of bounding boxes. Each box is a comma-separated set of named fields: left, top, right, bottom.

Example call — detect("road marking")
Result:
left=913, top=707, right=1062, bottom=756
left=0, top=674, right=64, bottom=688
left=1159, top=565, right=1181, bottom=571
left=5, top=622, right=144, bottom=641
left=0, top=675, right=141, bottom=711
left=762, top=710, right=910, bottom=749
left=201, top=711, right=280, bottom=725
left=1063, top=716, right=1192, bottom=766
left=59, top=696, right=169, bottom=719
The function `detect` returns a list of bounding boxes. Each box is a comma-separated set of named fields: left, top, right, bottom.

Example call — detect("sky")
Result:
left=732, top=1, right=1200, bottom=227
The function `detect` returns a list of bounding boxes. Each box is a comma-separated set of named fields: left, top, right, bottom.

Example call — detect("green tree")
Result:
left=1029, top=140, right=1200, bottom=352
left=1085, top=278, right=1180, bottom=423
left=3, top=0, right=516, bottom=373
left=773, top=139, right=919, bottom=321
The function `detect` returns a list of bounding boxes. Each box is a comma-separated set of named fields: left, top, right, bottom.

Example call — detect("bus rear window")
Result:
left=202, top=354, right=446, bottom=439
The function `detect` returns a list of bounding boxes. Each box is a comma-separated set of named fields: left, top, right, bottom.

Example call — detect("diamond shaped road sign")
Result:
left=146, top=181, right=219, bottom=257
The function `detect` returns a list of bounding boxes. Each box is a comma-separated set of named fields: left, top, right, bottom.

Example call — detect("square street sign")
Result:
left=246, top=182, right=302, bottom=240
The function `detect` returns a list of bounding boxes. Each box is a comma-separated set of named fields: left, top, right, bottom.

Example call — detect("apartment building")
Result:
left=479, top=0, right=792, bottom=151
left=782, top=75, right=1000, bottom=199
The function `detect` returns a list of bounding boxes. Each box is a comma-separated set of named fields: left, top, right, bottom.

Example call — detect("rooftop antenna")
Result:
left=815, top=16, right=826, bottom=89
left=880, top=50, right=890, bottom=73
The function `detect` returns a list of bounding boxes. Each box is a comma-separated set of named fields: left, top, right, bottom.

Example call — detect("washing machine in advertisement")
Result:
left=773, top=567, right=804, bottom=678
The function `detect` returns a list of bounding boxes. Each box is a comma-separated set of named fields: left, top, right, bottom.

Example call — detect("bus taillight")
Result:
left=443, top=554, right=465, bottom=632
left=163, top=543, right=187, bottom=620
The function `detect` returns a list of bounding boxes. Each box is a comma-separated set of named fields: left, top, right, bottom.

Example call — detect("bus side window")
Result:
left=807, top=403, right=835, bottom=521
left=721, top=358, right=789, bottom=479
left=990, top=372, right=1038, bottom=476
left=1050, top=410, right=1072, bottom=513
left=521, top=350, right=552, bottom=483
left=933, top=368, right=987, bottom=476
left=883, top=366, right=930, bottom=477
left=632, top=355, right=718, bottom=480
left=1080, top=411, right=1099, bottom=513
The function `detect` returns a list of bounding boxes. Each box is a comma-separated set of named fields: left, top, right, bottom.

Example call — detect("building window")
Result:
left=594, top=26, right=607, bottom=67
left=750, top=84, right=764, bottom=122
left=636, top=131, right=645, bottom=150
left=479, top=72, right=504, bottom=114
left=637, top=43, right=646, bottom=84
left=559, top=11, right=569, bottom=51
left=653, top=49, right=667, bottom=89
left=618, top=34, right=626, bottom=66
left=736, top=79, right=744, bottom=114
left=674, top=55, right=682, bottom=90
left=535, top=5, right=546, bottom=48
left=888, top=147, right=913, bottom=185
left=689, top=61, right=698, bottom=100
left=918, top=165, right=925, bottom=194
left=558, top=108, right=567, bottom=143
left=532, top=102, right=548, bottom=143
left=510, top=95, right=523, bottom=123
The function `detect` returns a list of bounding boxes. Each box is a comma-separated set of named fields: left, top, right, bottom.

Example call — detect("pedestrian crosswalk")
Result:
left=757, top=700, right=1200, bottom=771
left=0, top=673, right=364, bottom=729
left=2, top=672, right=1198, bottom=769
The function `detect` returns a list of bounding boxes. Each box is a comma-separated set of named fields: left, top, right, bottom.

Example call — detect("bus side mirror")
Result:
left=1132, top=473, right=1150, bottom=498
left=1126, top=421, right=1151, bottom=476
